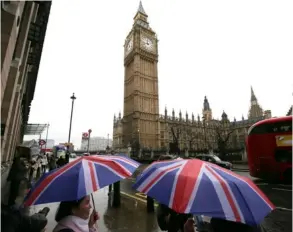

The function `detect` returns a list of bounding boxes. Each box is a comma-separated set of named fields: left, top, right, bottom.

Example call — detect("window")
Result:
left=249, top=120, right=292, bottom=135
left=212, top=155, right=221, bottom=162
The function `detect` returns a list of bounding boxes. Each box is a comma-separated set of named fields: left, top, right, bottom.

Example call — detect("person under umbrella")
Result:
left=53, top=195, right=99, bottom=232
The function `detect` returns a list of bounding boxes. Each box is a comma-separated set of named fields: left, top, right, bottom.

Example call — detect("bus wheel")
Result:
left=284, top=168, right=292, bottom=184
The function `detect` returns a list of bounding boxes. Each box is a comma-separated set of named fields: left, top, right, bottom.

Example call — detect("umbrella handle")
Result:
left=91, top=193, right=96, bottom=211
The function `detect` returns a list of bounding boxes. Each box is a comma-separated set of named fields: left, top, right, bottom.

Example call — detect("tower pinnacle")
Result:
left=133, top=0, right=149, bottom=27
left=137, top=1, right=146, bottom=15
left=250, top=86, right=257, bottom=102
left=203, top=96, right=210, bottom=111
left=248, top=86, right=263, bottom=118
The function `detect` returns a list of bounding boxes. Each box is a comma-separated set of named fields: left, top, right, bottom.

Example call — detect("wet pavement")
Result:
left=28, top=162, right=291, bottom=232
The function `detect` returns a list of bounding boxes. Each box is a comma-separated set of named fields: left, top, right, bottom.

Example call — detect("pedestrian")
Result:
left=184, top=218, right=196, bottom=232
left=49, top=154, right=57, bottom=171
left=66, top=146, right=70, bottom=164
left=53, top=195, right=99, bottom=232
left=41, top=154, right=48, bottom=173
left=36, top=155, right=42, bottom=179
left=28, top=159, right=36, bottom=183
left=157, top=203, right=191, bottom=232
left=7, top=155, right=29, bottom=206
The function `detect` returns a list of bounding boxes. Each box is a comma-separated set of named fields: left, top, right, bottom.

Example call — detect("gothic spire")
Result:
left=203, top=96, right=211, bottom=111
left=133, top=1, right=149, bottom=29
left=137, top=1, right=146, bottom=15
left=250, top=86, right=257, bottom=102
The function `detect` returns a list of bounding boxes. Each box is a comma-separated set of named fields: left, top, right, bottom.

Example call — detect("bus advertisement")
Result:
left=246, top=116, right=292, bottom=182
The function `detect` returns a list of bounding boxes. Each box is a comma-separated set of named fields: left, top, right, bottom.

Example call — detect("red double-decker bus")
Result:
left=246, top=116, right=292, bottom=182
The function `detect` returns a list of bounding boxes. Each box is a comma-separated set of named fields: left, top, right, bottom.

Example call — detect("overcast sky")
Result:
left=25, top=0, right=293, bottom=148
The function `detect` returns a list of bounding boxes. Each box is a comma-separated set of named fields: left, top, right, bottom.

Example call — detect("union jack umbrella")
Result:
left=133, top=158, right=275, bottom=226
left=24, top=155, right=140, bottom=206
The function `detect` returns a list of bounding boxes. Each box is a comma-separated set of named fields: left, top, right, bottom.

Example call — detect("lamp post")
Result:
left=87, top=129, right=92, bottom=153
left=44, top=123, right=50, bottom=152
left=137, top=128, right=141, bottom=157
left=202, top=116, right=207, bottom=152
left=68, top=93, right=76, bottom=144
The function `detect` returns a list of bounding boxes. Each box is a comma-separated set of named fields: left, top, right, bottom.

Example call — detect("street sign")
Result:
left=39, top=139, right=46, bottom=146
left=82, top=132, right=89, bottom=139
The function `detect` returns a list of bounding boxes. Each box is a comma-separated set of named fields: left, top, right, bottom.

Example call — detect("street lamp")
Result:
left=44, top=123, right=50, bottom=152
left=137, top=129, right=141, bottom=157
left=87, top=129, right=92, bottom=153
left=202, top=116, right=207, bottom=152
left=68, top=93, right=76, bottom=144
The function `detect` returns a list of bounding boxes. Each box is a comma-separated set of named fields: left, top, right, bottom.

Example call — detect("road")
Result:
left=29, top=161, right=291, bottom=232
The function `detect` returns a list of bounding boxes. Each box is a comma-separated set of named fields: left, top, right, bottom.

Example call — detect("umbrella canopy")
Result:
left=24, top=155, right=140, bottom=206
left=133, top=158, right=275, bottom=226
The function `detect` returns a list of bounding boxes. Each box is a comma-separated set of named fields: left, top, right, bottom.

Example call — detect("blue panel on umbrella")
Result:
left=34, top=163, right=84, bottom=204
left=189, top=172, right=223, bottom=218
left=93, top=163, right=126, bottom=188
left=212, top=167, right=272, bottom=225
left=146, top=168, right=178, bottom=206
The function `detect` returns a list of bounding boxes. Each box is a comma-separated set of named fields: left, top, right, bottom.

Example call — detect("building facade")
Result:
left=1, top=1, right=51, bottom=163
left=113, top=2, right=271, bottom=153
left=80, top=136, right=113, bottom=151
left=120, top=2, right=159, bottom=150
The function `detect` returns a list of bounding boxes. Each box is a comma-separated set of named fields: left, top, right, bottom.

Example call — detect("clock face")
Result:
left=141, top=36, right=154, bottom=51
left=125, top=37, right=133, bottom=54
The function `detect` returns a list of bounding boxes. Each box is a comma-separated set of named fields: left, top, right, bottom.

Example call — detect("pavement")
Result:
left=26, top=162, right=291, bottom=232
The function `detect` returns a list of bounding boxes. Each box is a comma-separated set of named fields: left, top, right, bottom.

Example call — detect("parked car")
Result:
left=83, top=153, right=90, bottom=156
left=157, top=154, right=179, bottom=161
left=196, top=154, right=233, bottom=170
left=70, top=153, right=77, bottom=158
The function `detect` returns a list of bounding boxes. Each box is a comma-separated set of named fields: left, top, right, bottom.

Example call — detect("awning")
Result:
left=24, top=123, right=48, bottom=135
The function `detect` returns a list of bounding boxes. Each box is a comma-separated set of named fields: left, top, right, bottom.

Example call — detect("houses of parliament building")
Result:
left=113, top=2, right=272, bottom=153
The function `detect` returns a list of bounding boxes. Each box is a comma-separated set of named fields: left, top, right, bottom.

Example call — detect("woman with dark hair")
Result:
left=53, top=195, right=99, bottom=232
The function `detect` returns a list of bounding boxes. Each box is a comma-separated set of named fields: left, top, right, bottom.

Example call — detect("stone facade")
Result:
left=1, top=1, right=51, bottom=163
left=116, top=2, right=159, bottom=150
left=113, top=2, right=271, bottom=153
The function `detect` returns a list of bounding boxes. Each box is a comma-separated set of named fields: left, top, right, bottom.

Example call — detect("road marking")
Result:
left=272, top=188, right=292, bottom=192
left=277, top=184, right=292, bottom=187
left=121, top=191, right=147, bottom=203
left=121, top=191, right=158, bottom=206
left=276, top=207, right=292, bottom=212
left=135, top=192, right=147, bottom=199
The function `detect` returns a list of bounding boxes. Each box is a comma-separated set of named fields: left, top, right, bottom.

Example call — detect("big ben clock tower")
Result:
left=122, top=1, right=159, bottom=149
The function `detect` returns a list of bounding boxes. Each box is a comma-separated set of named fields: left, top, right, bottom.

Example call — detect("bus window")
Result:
left=249, top=121, right=292, bottom=135
left=271, top=122, right=292, bottom=133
